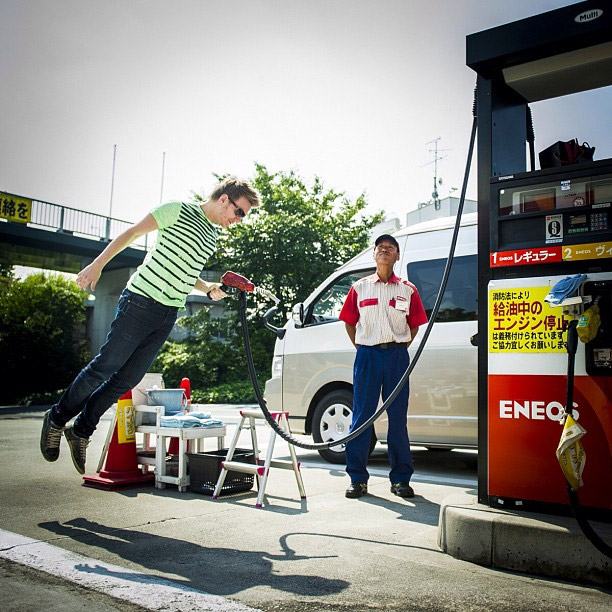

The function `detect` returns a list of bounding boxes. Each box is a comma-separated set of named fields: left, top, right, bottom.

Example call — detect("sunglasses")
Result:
left=227, top=197, right=246, bottom=218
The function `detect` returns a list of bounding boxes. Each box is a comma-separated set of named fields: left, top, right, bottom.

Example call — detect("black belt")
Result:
left=373, top=342, right=408, bottom=349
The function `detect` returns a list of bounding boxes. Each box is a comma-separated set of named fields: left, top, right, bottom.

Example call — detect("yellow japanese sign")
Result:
left=0, top=192, right=32, bottom=223
left=489, top=286, right=570, bottom=353
left=562, top=242, right=612, bottom=261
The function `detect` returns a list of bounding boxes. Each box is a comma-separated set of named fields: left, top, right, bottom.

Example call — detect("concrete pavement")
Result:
left=0, top=405, right=610, bottom=611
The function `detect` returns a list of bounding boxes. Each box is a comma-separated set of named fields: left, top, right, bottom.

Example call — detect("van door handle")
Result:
left=470, top=333, right=479, bottom=347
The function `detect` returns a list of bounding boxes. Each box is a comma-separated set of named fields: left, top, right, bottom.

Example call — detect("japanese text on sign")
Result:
left=117, top=401, right=136, bottom=444
left=563, top=241, right=612, bottom=261
left=490, top=247, right=562, bottom=268
left=491, top=241, right=612, bottom=268
left=0, top=192, right=32, bottom=224
left=489, top=287, right=570, bottom=353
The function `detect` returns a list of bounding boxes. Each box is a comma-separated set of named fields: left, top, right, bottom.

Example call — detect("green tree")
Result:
left=0, top=263, right=14, bottom=297
left=206, top=164, right=383, bottom=322
left=153, top=165, right=383, bottom=401
left=0, top=272, right=90, bottom=404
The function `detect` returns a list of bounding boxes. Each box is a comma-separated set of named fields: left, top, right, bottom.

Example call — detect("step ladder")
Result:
left=212, top=408, right=306, bottom=508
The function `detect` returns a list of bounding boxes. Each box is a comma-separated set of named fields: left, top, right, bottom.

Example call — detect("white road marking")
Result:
left=0, top=529, right=258, bottom=612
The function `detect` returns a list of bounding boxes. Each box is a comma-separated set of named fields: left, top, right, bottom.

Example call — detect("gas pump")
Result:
left=467, top=1, right=612, bottom=517
left=487, top=166, right=612, bottom=512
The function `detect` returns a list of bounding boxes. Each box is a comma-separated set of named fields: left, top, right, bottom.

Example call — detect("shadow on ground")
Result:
left=40, top=518, right=350, bottom=597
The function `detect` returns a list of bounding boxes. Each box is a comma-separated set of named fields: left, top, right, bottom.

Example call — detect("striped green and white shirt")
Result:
left=126, top=201, right=218, bottom=308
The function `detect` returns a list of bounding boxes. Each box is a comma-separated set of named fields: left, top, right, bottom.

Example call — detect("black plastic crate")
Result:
left=187, top=448, right=255, bottom=496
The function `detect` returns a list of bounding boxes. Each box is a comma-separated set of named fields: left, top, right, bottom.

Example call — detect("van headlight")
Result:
left=271, top=356, right=283, bottom=378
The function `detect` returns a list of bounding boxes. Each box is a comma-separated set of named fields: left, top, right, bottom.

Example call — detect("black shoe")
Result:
left=64, top=427, right=90, bottom=474
left=40, top=410, right=64, bottom=462
left=390, top=482, right=414, bottom=498
left=345, top=482, right=368, bottom=499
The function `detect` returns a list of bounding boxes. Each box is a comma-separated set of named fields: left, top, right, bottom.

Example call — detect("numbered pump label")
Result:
left=491, top=241, right=612, bottom=268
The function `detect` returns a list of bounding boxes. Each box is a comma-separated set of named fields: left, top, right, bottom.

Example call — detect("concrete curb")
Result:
left=438, top=493, right=612, bottom=586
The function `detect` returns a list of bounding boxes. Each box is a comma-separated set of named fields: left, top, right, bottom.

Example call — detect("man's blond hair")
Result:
left=209, top=177, right=261, bottom=208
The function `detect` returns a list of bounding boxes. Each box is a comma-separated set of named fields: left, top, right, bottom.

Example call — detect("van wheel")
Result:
left=312, top=390, right=377, bottom=464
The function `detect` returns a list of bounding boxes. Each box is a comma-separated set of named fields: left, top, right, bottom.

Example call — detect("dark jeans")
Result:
left=346, top=344, right=414, bottom=484
left=51, top=289, right=178, bottom=438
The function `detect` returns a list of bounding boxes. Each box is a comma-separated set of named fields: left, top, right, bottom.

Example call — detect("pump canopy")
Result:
left=467, top=1, right=612, bottom=102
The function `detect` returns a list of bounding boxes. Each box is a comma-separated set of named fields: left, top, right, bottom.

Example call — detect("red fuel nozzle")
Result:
left=220, top=271, right=255, bottom=292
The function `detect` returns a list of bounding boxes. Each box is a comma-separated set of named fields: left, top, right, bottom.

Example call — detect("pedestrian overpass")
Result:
left=0, top=191, right=148, bottom=273
left=0, top=191, right=148, bottom=350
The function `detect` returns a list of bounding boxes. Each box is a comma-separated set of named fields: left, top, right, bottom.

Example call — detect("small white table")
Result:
left=134, top=405, right=225, bottom=492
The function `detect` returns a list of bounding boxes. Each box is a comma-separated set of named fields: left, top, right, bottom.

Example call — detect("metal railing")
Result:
left=28, top=198, right=148, bottom=249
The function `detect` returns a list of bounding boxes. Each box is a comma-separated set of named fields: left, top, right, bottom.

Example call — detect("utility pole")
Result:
left=159, top=151, right=166, bottom=206
left=106, top=144, right=117, bottom=240
left=108, top=144, right=117, bottom=219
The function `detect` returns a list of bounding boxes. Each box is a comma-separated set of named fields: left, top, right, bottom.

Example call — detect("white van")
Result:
left=264, top=213, right=478, bottom=463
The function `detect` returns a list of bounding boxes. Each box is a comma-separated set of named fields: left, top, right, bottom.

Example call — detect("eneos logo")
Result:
left=499, top=399, right=579, bottom=421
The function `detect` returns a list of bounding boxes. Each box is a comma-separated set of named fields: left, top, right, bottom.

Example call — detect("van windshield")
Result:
left=310, top=269, right=374, bottom=323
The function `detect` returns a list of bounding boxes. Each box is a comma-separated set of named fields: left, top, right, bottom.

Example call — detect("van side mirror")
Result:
left=263, top=306, right=286, bottom=340
left=292, top=303, right=305, bottom=327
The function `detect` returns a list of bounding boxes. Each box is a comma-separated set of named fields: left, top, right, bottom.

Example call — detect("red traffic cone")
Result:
left=83, top=390, right=154, bottom=490
left=168, top=378, right=191, bottom=456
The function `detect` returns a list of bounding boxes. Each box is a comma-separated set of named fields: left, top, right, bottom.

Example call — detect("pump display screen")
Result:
left=520, top=189, right=555, bottom=213
left=565, top=212, right=609, bottom=236
left=497, top=171, right=612, bottom=217
left=493, top=166, right=612, bottom=253
left=567, top=214, right=588, bottom=234
left=589, top=179, right=612, bottom=206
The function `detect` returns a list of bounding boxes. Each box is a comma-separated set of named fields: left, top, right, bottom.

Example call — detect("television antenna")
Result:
left=422, top=137, right=451, bottom=209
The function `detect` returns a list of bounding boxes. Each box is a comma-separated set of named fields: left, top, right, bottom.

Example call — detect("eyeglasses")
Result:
left=227, top=197, right=246, bottom=218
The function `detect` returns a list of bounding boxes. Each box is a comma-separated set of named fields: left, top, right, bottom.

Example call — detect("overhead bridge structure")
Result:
left=0, top=193, right=147, bottom=273
left=0, top=192, right=148, bottom=351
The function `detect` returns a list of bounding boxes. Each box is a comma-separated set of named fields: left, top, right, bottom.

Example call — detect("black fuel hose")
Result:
left=562, top=320, right=612, bottom=559
left=526, top=106, right=536, bottom=172
left=237, top=110, right=478, bottom=451
left=567, top=484, right=612, bottom=558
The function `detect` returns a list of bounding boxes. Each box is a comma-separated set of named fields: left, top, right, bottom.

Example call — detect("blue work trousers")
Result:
left=51, top=289, right=178, bottom=438
left=346, top=344, right=414, bottom=484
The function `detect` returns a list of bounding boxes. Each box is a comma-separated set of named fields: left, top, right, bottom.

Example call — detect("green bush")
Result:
left=151, top=306, right=272, bottom=392
left=192, top=380, right=263, bottom=404
left=0, top=272, right=90, bottom=404
left=21, top=389, right=64, bottom=406
left=151, top=341, right=220, bottom=389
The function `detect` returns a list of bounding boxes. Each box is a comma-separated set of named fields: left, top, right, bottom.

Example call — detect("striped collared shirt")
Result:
left=339, top=272, right=428, bottom=346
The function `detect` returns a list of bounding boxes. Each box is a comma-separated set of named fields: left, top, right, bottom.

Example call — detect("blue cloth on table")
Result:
left=159, top=414, right=224, bottom=428
left=544, top=274, right=586, bottom=306
left=185, top=411, right=211, bottom=419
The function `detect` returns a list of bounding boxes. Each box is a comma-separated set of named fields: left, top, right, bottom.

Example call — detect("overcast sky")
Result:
left=1, top=0, right=610, bottom=226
